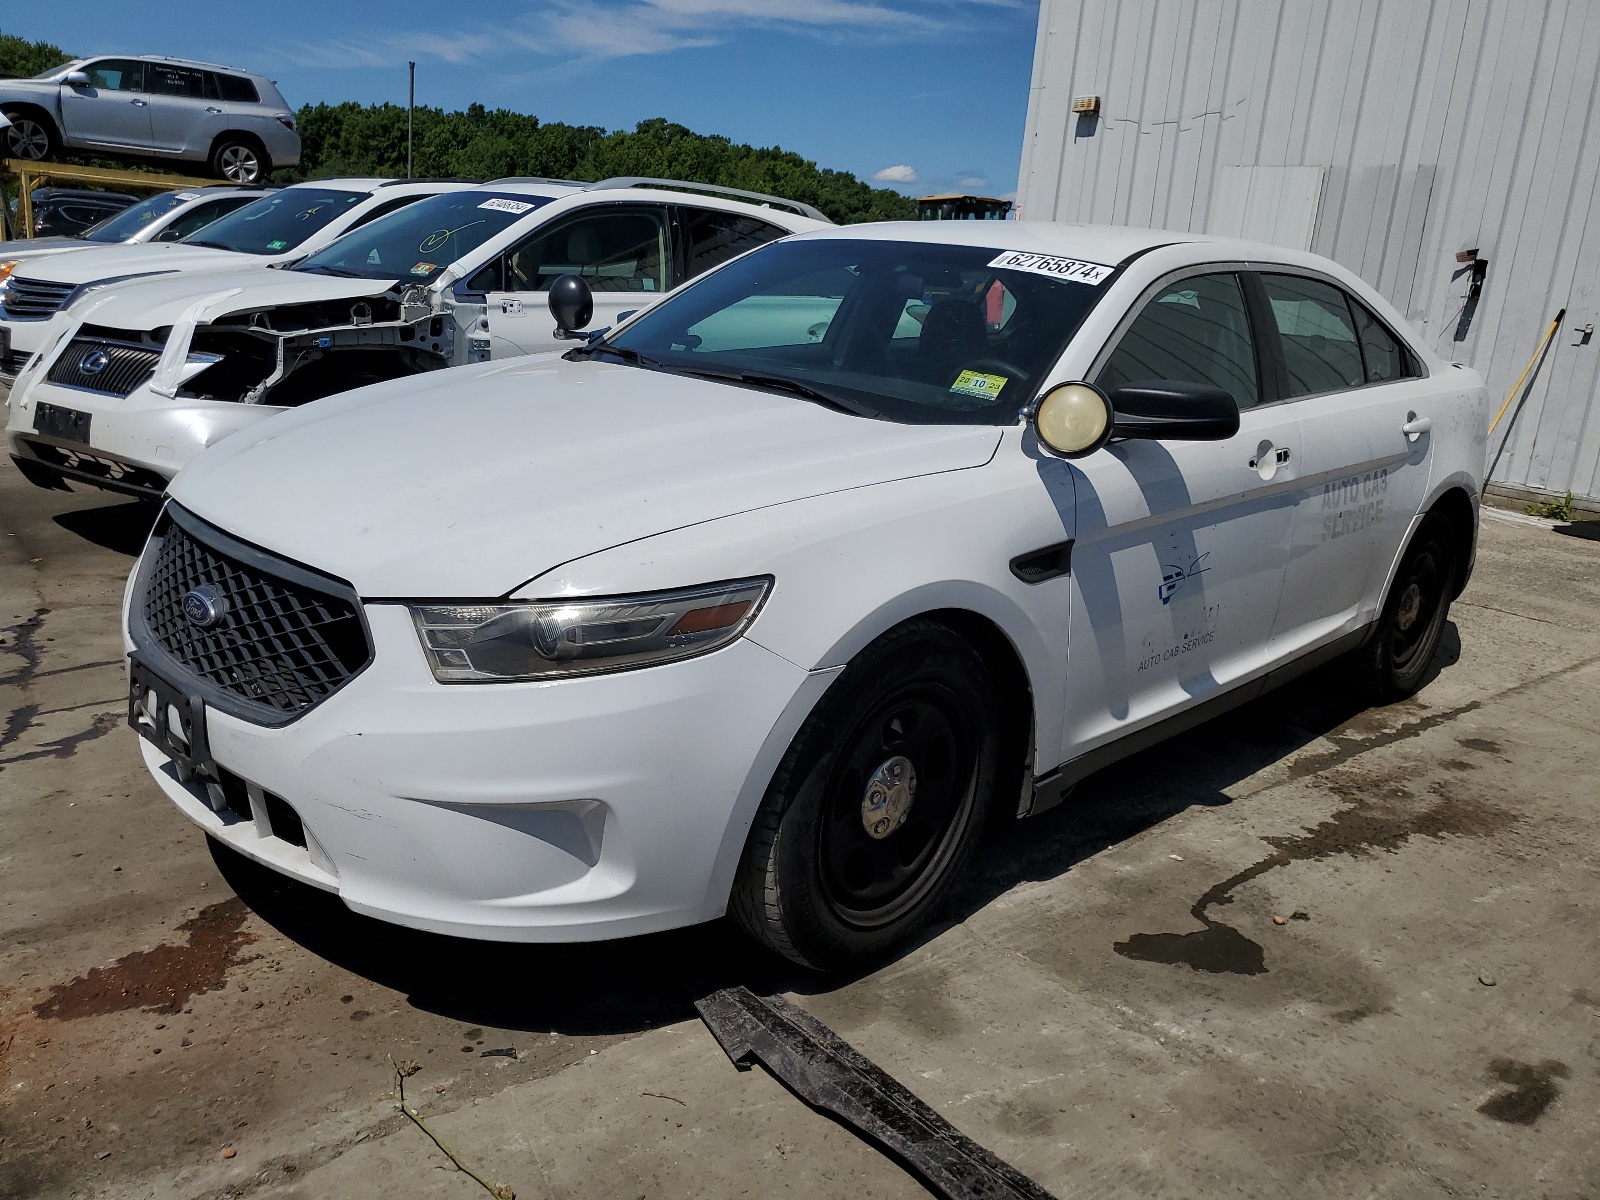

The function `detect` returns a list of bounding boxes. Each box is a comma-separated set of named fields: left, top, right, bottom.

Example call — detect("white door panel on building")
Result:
left=1063, top=271, right=1300, bottom=755
left=1261, top=273, right=1436, bottom=650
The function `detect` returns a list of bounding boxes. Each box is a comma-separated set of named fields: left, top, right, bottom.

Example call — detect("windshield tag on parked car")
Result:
left=988, top=251, right=1114, bottom=285
left=411, top=262, right=435, bottom=276
left=479, top=198, right=537, bottom=214
left=950, top=370, right=1007, bottom=400
left=175, top=192, right=201, bottom=201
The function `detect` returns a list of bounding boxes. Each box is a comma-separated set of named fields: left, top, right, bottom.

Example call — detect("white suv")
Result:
left=0, top=178, right=473, bottom=385
left=6, top=178, right=825, bottom=497
left=121, top=221, right=1488, bottom=969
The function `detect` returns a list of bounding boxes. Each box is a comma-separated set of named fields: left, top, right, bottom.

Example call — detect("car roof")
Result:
left=280, top=179, right=480, bottom=197
left=789, top=220, right=1208, bottom=263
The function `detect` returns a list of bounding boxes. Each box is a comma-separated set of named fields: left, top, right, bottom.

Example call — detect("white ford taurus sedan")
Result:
left=122, top=221, right=1487, bottom=969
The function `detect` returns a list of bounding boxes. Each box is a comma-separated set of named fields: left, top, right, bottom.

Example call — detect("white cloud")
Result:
left=957, top=174, right=987, bottom=188
left=874, top=164, right=919, bottom=183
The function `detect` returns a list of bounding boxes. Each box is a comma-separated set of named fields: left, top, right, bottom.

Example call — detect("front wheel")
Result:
left=210, top=138, right=266, bottom=183
left=3, top=111, right=57, bottom=162
left=731, top=621, right=1001, bottom=971
left=1349, top=512, right=1460, bottom=703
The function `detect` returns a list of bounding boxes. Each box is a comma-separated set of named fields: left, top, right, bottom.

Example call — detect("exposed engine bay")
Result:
left=175, top=285, right=454, bottom=407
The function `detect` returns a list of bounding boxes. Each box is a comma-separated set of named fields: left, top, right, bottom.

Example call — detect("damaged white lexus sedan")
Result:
left=6, top=178, right=824, bottom=497
left=122, top=221, right=1487, bottom=969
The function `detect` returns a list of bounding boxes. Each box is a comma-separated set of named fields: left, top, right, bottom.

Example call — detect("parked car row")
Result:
left=3, top=174, right=1489, bottom=968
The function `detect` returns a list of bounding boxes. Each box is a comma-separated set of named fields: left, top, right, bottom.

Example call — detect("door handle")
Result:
left=1248, top=444, right=1291, bottom=477
left=130, top=99, right=148, bottom=106
left=1402, top=413, right=1432, bottom=441
left=206, top=106, right=222, bottom=114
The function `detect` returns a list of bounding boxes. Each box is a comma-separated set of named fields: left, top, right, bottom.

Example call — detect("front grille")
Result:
left=141, top=514, right=372, bottom=721
left=1, top=351, right=33, bottom=376
left=46, top=338, right=161, bottom=397
left=3, top=276, right=76, bottom=319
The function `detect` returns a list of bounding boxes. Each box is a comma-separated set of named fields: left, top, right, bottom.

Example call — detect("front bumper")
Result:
left=6, top=377, right=278, bottom=494
left=131, top=602, right=823, bottom=942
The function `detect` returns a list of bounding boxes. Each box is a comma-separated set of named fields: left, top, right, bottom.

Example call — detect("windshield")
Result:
left=79, top=190, right=195, bottom=243
left=294, top=190, right=552, bottom=281
left=182, top=189, right=365, bottom=255
left=603, top=238, right=1111, bottom=425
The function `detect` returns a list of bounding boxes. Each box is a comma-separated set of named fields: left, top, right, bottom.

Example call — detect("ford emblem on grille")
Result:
left=78, top=348, right=111, bottom=375
left=182, top=584, right=228, bottom=628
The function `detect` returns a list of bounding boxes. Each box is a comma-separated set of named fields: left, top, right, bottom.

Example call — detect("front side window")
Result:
left=603, top=238, right=1106, bottom=425
left=157, top=196, right=256, bottom=242
left=79, top=190, right=191, bottom=243
left=181, top=189, right=365, bottom=255
left=506, top=207, right=668, bottom=293
left=297, top=191, right=553, bottom=282
left=1098, top=273, right=1260, bottom=409
left=685, top=209, right=787, bottom=277
left=82, top=59, right=145, bottom=91
left=1262, top=274, right=1364, bottom=396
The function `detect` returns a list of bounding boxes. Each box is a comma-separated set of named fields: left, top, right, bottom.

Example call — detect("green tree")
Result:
left=0, top=30, right=71, bottom=79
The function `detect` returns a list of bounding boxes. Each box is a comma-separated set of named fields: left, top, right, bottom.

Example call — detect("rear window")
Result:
left=205, top=72, right=260, bottom=104
left=181, top=189, right=365, bottom=255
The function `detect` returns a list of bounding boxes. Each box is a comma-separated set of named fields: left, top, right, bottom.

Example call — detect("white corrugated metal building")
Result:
left=1017, top=0, right=1600, bottom=510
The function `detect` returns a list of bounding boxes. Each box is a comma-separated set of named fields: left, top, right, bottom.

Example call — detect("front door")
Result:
left=1063, top=270, right=1302, bottom=757
left=59, top=59, right=152, bottom=149
left=486, top=205, right=671, bottom=359
left=1259, top=272, right=1437, bottom=651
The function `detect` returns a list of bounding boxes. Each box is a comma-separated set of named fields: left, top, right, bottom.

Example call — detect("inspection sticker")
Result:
left=175, top=192, right=201, bottom=201
left=410, top=261, right=436, bottom=276
left=479, top=197, right=537, bottom=215
left=989, top=250, right=1115, bottom=285
left=266, top=239, right=289, bottom=251
left=950, top=370, right=1007, bottom=401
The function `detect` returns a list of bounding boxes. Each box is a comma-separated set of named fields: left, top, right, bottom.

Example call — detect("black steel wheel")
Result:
left=3, top=111, right=56, bottom=162
left=1350, top=511, right=1459, bottom=702
left=732, top=620, right=1001, bottom=970
left=211, top=137, right=266, bottom=183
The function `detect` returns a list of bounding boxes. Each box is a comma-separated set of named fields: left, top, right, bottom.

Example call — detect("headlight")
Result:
left=409, top=577, right=772, bottom=682
left=0, top=259, right=17, bottom=301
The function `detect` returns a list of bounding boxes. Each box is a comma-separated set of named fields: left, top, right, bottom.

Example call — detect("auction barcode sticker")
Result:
left=989, top=251, right=1115, bottom=285
left=480, top=198, right=538, bottom=214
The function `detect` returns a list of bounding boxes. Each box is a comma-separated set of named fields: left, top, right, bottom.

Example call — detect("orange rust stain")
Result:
left=32, top=899, right=256, bottom=1020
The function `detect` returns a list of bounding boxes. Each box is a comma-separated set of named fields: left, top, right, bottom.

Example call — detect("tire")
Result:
left=210, top=137, right=267, bottom=183
left=3, top=109, right=57, bottom=161
left=1349, top=511, right=1460, bottom=704
left=731, top=620, right=1002, bottom=971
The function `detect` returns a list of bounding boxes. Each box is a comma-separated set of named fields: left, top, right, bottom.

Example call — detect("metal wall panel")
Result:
left=1017, top=0, right=1600, bottom=504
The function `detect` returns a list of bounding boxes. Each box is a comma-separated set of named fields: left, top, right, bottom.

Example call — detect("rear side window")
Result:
left=1350, top=299, right=1414, bottom=383
left=1098, top=272, right=1260, bottom=409
left=684, top=209, right=787, bottom=278
left=1261, top=274, right=1364, bottom=395
left=147, top=64, right=204, bottom=97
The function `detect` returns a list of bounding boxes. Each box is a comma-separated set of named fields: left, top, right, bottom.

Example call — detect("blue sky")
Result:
left=11, top=1, right=1040, bottom=199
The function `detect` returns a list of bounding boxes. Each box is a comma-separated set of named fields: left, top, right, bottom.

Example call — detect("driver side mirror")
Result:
left=548, top=273, right=593, bottom=341
left=1032, top=379, right=1241, bottom=458
left=65, top=70, right=91, bottom=86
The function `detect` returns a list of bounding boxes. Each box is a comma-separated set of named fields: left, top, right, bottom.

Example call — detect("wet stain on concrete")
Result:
left=1332, top=1005, right=1390, bottom=1025
left=1478, top=1058, right=1569, bottom=1124
left=0, top=610, right=47, bottom=688
left=0, top=711, right=120, bottom=769
left=32, top=899, right=256, bottom=1020
left=1457, top=737, right=1505, bottom=755
left=1116, top=786, right=1515, bottom=976
left=1284, top=700, right=1481, bottom=782
left=1, top=703, right=39, bottom=751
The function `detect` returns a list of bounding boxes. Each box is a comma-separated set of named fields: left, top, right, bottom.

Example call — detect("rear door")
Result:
left=143, top=63, right=225, bottom=156
left=678, top=207, right=789, bottom=285
left=1063, top=269, right=1302, bottom=754
left=58, top=59, right=152, bottom=149
left=485, top=204, right=670, bottom=358
left=1258, top=272, right=1437, bottom=651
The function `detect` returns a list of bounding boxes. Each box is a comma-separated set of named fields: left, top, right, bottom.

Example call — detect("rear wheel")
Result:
left=731, top=621, right=1001, bottom=971
left=1349, top=512, right=1459, bottom=703
left=210, top=137, right=266, bottom=183
left=3, top=110, right=57, bottom=161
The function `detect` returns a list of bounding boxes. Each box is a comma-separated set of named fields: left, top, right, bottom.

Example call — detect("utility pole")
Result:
left=407, top=61, right=415, bottom=179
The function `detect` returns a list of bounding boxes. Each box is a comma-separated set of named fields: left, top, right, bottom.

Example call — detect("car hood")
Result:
left=0, top=237, right=80, bottom=258
left=11, top=242, right=256, bottom=286
left=71, top=267, right=403, bottom=331
left=170, top=357, right=1003, bottom=597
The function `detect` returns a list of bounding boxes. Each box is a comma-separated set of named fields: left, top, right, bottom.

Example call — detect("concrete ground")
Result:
left=2, top=460, right=1598, bottom=1200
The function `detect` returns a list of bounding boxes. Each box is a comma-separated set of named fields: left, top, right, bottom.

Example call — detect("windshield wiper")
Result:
left=684, top=368, right=869, bottom=416
left=563, top=342, right=660, bottom=368
left=183, top=239, right=237, bottom=252
left=295, top=264, right=367, bottom=278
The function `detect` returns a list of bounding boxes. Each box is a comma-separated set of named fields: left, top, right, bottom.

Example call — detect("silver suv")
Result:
left=0, top=57, right=300, bottom=183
